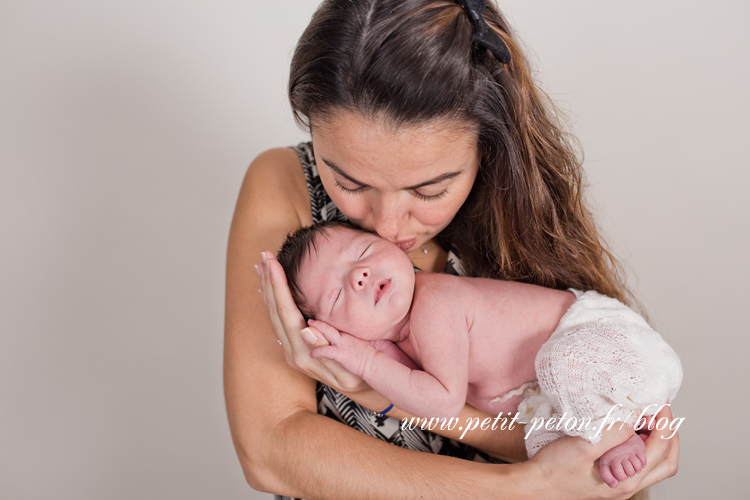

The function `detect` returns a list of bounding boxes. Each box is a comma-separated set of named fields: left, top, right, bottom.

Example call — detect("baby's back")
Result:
left=411, top=273, right=576, bottom=415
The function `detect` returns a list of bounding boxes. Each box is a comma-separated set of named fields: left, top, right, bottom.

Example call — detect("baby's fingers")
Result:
left=310, top=346, right=338, bottom=360
left=301, top=326, right=331, bottom=348
left=308, top=319, right=341, bottom=343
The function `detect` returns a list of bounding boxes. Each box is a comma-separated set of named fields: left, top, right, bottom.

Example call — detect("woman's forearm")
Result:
left=342, top=386, right=528, bottom=463
left=240, top=406, right=531, bottom=499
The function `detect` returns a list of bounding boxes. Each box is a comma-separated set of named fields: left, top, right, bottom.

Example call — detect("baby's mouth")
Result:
left=374, top=279, right=392, bottom=305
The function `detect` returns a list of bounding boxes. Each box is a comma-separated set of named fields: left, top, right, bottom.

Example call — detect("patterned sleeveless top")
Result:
left=275, top=143, right=505, bottom=500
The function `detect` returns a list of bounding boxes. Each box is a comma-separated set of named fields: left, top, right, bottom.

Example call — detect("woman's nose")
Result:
left=350, top=267, right=371, bottom=290
left=372, top=198, right=408, bottom=240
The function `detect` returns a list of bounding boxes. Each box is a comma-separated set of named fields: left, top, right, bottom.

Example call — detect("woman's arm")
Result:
left=224, top=149, right=678, bottom=498
left=225, top=149, right=523, bottom=497
left=225, top=149, right=484, bottom=493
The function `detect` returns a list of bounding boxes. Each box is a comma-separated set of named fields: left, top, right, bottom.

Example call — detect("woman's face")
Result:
left=311, top=111, right=480, bottom=252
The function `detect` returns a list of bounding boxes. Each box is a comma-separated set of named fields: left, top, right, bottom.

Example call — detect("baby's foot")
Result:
left=598, top=433, right=647, bottom=488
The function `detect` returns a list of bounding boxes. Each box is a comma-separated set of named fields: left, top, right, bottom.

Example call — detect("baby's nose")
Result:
left=351, top=267, right=371, bottom=290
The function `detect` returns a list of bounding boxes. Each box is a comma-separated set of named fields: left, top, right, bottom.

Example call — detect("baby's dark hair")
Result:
left=276, top=221, right=362, bottom=320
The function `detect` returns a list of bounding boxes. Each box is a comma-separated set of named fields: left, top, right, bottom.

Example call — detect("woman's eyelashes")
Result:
left=334, top=178, right=449, bottom=201
left=333, top=179, right=366, bottom=195
left=413, top=188, right=449, bottom=201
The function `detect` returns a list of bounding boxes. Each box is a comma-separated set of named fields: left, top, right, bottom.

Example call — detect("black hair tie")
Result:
left=457, top=0, right=512, bottom=64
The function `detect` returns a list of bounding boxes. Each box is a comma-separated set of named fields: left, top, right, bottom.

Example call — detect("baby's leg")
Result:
left=598, top=433, right=647, bottom=488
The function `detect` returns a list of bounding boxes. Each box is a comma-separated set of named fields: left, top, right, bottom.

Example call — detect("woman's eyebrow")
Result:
left=404, top=172, right=461, bottom=190
left=321, top=157, right=462, bottom=189
left=322, top=158, right=369, bottom=187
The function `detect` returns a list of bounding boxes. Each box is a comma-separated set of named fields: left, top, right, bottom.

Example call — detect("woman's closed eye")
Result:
left=335, top=178, right=449, bottom=202
left=413, top=188, right=449, bottom=201
left=334, top=179, right=366, bottom=195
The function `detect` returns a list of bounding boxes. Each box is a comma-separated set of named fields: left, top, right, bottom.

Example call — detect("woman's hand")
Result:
left=258, top=251, right=368, bottom=394
left=525, top=404, right=680, bottom=499
left=309, top=320, right=376, bottom=378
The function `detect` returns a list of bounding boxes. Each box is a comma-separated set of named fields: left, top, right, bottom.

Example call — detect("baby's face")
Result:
left=298, top=227, right=416, bottom=338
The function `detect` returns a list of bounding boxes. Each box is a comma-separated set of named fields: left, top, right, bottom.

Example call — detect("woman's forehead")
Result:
left=312, top=111, right=478, bottom=184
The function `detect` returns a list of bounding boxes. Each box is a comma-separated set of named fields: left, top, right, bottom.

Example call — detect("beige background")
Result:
left=1, top=0, right=747, bottom=498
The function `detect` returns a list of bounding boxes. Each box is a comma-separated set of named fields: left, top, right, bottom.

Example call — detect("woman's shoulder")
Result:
left=240, top=145, right=313, bottom=228
left=248, top=146, right=307, bottom=185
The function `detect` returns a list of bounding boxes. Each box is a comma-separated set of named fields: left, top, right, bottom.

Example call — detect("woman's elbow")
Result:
left=234, top=437, right=277, bottom=493
left=231, top=415, right=296, bottom=494
left=232, top=408, right=313, bottom=494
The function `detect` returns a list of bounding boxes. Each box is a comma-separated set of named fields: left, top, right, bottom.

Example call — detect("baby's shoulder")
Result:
left=414, top=271, right=460, bottom=293
left=413, top=273, right=472, bottom=312
left=410, top=274, right=473, bottom=339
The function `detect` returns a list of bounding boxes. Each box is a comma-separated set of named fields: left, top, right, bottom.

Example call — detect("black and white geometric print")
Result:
left=295, top=142, right=349, bottom=224
left=274, top=144, right=505, bottom=500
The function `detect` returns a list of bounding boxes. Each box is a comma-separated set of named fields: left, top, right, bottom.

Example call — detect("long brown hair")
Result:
left=289, top=0, right=631, bottom=304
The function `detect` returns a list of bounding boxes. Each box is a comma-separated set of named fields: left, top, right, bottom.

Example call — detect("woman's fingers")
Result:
left=259, top=252, right=285, bottom=346
left=262, top=252, right=305, bottom=347
left=266, top=253, right=306, bottom=330
left=638, top=404, right=680, bottom=487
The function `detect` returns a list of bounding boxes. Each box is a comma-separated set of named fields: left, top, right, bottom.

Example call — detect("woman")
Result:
left=224, top=1, right=679, bottom=498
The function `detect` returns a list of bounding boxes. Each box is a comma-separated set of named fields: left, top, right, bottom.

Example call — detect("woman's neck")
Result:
left=408, top=243, right=448, bottom=273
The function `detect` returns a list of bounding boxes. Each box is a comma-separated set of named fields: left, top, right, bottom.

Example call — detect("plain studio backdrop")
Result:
left=0, top=0, right=747, bottom=498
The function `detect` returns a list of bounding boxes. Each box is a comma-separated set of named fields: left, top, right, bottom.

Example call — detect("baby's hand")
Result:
left=308, top=320, right=375, bottom=378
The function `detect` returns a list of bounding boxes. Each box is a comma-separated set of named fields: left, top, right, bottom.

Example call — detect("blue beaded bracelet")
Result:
left=373, top=404, right=394, bottom=417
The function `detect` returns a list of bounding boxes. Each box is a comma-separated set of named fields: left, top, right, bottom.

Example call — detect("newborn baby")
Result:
left=274, top=221, right=682, bottom=488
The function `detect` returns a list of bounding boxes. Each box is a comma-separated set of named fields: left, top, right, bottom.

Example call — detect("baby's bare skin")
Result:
left=598, top=433, right=647, bottom=488
left=299, top=226, right=646, bottom=488
left=394, top=272, right=574, bottom=417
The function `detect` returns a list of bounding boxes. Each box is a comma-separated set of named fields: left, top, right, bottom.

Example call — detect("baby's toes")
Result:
left=621, top=458, right=636, bottom=478
left=612, top=461, right=629, bottom=482
left=599, top=464, right=620, bottom=489
left=630, top=456, right=644, bottom=474
left=635, top=446, right=647, bottom=467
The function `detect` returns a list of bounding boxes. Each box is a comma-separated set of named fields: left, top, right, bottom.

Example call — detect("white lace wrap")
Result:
left=515, top=290, right=682, bottom=458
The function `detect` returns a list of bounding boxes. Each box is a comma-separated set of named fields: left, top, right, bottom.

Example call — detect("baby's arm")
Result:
left=309, top=316, right=469, bottom=419
left=369, top=339, right=420, bottom=370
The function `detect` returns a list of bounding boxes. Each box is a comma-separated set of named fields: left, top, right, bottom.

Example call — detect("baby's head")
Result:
left=277, top=222, right=416, bottom=338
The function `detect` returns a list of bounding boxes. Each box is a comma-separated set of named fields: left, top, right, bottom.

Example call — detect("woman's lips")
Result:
left=394, top=238, right=417, bottom=252
left=374, top=279, right=392, bottom=304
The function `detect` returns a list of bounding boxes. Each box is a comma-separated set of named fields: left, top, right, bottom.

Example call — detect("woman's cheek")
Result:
left=329, top=195, right=369, bottom=223
left=418, top=196, right=467, bottom=226
left=420, top=206, right=455, bottom=226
